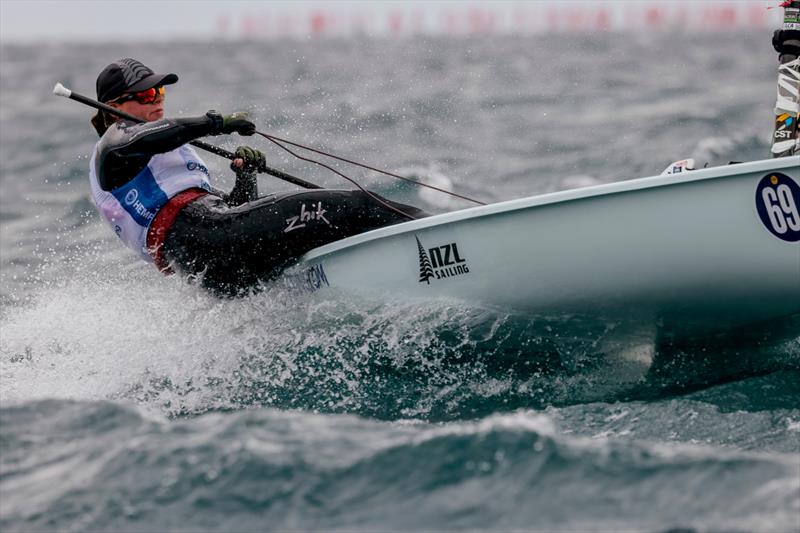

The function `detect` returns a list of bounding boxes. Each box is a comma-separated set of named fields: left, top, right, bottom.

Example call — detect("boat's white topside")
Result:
left=303, top=156, right=800, bottom=261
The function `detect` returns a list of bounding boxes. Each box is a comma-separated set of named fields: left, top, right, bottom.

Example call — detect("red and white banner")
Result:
left=216, top=2, right=782, bottom=40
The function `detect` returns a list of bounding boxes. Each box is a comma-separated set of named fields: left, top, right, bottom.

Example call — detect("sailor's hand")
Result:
left=222, top=112, right=256, bottom=136
left=231, top=145, right=265, bottom=174
left=206, top=110, right=256, bottom=136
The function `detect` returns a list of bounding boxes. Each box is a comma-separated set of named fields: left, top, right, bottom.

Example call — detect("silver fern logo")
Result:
left=416, top=235, right=469, bottom=284
left=416, top=236, right=434, bottom=284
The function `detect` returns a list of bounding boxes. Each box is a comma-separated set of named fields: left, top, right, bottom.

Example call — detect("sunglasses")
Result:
left=111, top=85, right=165, bottom=105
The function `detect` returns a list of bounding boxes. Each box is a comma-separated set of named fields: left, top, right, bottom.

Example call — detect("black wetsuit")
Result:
left=94, top=115, right=427, bottom=294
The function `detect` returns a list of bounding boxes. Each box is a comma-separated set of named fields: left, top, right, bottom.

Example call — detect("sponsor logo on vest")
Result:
left=125, top=189, right=138, bottom=205
left=284, top=202, right=331, bottom=233
left=124, top=188, right=156, bottom=222
left=282, top=263, right=329, bottom=292
left=416, top=235, right=470, bottom=284
left=186, top=160, right=209, bottom=176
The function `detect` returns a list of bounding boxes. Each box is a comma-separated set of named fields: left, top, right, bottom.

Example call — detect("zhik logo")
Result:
left=416, top=235, right=469, bottom=284
left=284, top=202, right=331, bottom=233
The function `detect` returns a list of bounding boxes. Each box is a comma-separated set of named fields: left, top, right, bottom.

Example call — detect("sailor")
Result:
left=89, top=58, right=426, bottom=294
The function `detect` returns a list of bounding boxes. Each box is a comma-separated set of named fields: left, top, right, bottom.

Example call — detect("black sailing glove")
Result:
left=226, top=145, right=264, bottom=205
left=206, top=110, right=256, bottom=136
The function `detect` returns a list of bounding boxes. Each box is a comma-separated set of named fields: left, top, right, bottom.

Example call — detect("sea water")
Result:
left=1, top=33, right=798, bottom=532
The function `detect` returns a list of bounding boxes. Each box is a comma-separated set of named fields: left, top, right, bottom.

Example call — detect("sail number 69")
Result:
left=755, top=173, right=800, bottom=242
left=762, top=184, right=800, bottom=234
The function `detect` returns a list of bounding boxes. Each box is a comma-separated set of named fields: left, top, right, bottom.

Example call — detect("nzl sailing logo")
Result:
left=284, top=202, right=331, bottom=233
left=416, top=235, right=470, bottom=284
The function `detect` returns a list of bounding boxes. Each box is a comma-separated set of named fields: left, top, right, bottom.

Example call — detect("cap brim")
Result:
left=127, top=72, right=179, bottom=93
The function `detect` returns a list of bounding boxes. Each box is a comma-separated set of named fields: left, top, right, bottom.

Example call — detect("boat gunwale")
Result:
left=300, top=155, right=800, bottom=261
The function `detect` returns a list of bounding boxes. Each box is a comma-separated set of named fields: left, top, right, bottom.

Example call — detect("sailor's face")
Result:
left=110, top=92, right=165, bottom=122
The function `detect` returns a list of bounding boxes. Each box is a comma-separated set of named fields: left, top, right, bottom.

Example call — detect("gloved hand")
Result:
left=227, top=145, right=263, bottom=205
left=206, top=110, right=256, bottom=136
left=230, top=145, right=265, bottom=174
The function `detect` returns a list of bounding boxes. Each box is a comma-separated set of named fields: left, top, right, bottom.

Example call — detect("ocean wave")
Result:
left=1, top=400, right=797, bottom=532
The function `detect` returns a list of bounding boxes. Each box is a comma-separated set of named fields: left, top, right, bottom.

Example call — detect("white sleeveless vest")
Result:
left=89, top=143, right=212, bottom=262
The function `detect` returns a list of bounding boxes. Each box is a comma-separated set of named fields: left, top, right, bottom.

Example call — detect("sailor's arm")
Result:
left=198, top=146, right=263, bottom=206
left=226, top=146, right=264, bottom=204
left=96, top=112, right=256, bottom=191
left=105, top=115, right=216, bottom=159
left=107, top=112, right=255, bottom=157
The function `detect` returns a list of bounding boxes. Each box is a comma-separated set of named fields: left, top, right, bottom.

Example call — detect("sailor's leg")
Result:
left=162, top=190, right=427, bottom=293
left=222, top=189, right=427, bottom=274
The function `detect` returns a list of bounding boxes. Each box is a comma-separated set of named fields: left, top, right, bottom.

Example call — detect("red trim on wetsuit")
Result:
left=146, top=188, right=209, bottom=273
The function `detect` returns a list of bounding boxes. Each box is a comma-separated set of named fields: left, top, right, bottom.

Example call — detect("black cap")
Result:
left=96, top=58, right=178, bottom=102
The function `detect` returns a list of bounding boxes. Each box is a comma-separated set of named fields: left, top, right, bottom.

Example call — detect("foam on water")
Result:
left=4, top=251, right=797, bottom=425
left=2, top=247, right=693, bottom=420
left=0, top=270, right=489, bottom=417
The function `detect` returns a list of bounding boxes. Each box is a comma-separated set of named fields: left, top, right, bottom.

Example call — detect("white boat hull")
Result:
left=283, top=157, right=800, bottom=342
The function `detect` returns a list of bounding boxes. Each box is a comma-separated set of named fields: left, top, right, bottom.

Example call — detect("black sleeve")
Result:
left=226, top=171, right=259, bottom=206
left=96, top=115, right=216, bottom=191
